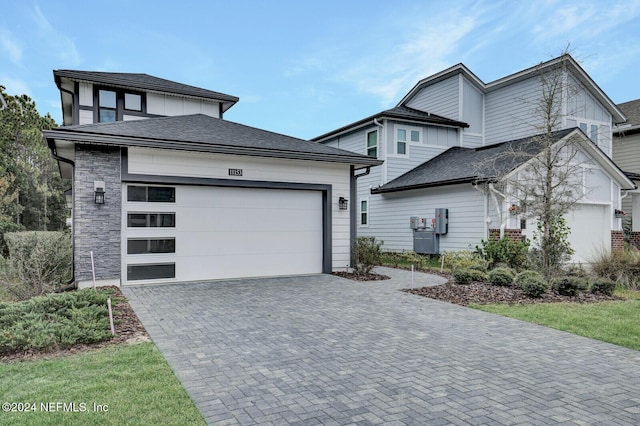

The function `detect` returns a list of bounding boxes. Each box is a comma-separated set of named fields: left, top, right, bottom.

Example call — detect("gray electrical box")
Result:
left=434, top=208, right=448, bottom=235
left=414, top=229, right=439, bottom=254
left=410, top=216, right=429, bottom=229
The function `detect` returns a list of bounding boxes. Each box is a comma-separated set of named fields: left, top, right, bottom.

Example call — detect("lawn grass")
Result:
left=0, top=342, right=205, bottom=425
left=381, top=252, right=443, bottom=271
left=472, top=288, right=640, bottom=351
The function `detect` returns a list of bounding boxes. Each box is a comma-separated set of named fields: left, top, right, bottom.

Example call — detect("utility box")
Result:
left=410, top=216, right=429, bottom=229
left=434, top=208, right=448, bottom=235
left=414, top=229, right=439, bottom=254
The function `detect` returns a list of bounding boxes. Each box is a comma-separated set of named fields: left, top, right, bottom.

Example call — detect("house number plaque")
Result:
left=228, top=168, right=243, bottom=176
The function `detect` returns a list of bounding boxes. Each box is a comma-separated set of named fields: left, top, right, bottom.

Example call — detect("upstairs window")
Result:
left=98, top=90, right=117, bottom=122
left=579, top=122, right=599, bottom=144
left=359, top=199, right=368, bottom=226
left=124, top=93, right=142, bottom=111
left=366, top=130, right=378, bottom=158
left=395, top=126, right=421, bottom=156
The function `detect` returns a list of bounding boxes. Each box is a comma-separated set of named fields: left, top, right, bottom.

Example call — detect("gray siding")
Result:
left=358, top=184, right=486, bottom=252
left=462, top=78, right=484, bottom=134
left=406, top=75, right=460, bottom=119
left=74, top=145, right=122, bottom=282
left=462, top=133, right=483, bottom=148
left=614, top=133, right=640, bottom=174
left=485, top=77, right=544, bottom=145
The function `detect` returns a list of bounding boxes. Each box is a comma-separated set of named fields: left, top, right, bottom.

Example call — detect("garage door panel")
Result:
left=124, top=184, right=324, bottom=283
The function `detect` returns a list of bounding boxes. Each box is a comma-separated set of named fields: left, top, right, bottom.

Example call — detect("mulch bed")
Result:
left=405, top=280, right=621, bottom=306
left=333, top=271, right=390, bottom=281
left=1, top=286, right=149, bottom=363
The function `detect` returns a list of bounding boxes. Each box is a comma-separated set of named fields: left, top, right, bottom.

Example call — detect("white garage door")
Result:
left=565, top=204, right=610, bottom=264
left=123, top=184, right=323, bottom=284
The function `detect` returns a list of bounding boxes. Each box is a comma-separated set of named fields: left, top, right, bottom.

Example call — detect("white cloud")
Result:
left=0, top=30, right=23, bottom=64
left=32, top=5, right=81, bottom=65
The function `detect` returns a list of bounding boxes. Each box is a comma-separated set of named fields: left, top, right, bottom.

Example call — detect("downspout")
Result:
left=350, top=166, right=372, bottom=267
left=473, top=184, right=490, bottom=239
left=488, top=183, right=507, bottom=238
left=48, top=143, right=76, bottom=288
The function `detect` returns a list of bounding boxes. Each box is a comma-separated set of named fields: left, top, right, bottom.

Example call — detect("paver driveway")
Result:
left=124, top=267, right=640, bottom=425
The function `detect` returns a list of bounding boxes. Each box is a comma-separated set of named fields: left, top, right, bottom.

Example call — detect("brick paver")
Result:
left=124, top=267, right=640, bottom=425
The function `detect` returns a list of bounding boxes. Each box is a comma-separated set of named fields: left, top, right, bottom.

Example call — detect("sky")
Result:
left=1, top=0, right=640, bottom=140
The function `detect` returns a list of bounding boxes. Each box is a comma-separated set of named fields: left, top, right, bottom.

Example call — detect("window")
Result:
left=127, top=238, right=175, bottom=254
left=98, top=89, right=116, bottom=122
left=127, top=186, right=175, bottom=202
left=366, top=130, right=378, bottom=158
left=360, top=199, right=368, bottom=226
left=95, top=87, right=145, bottom=122
left=127, top=213, right=175, bottom=227
left=579, top=121, right=599, bottom=144
left=395, top=126, right=421, bottom=155
left=127, top=263, right=175, bottom=281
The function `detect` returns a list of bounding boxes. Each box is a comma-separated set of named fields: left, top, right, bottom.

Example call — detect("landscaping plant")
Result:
left=514, top=270, right=548, bottom=297
left=551, top=276, right=589, bottom=297
left=487, top=267, right=515, bottom=286
left=590, top=279, right=617, bottom=297
left=351, top=236, right=383, bottom=275
left=590, top=246, right=640, bottom=289
left=475, top=237, right=530, bottom=270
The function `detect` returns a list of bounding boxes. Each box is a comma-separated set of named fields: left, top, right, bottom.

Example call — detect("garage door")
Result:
left=122, top=184, right=323, bottom=284
left=565, top=204, right=610, bottom=264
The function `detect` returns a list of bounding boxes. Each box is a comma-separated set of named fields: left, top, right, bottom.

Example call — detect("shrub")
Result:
left=443, top=250, right=486, bottom=273
left=519, top=276, right=548, bottom=298
left=475, top=237, right=530, bottom=270
left=0, top=289, right=113, bottom=355
left=453, top=269, right=474, bottom=285
left=590, top=279, right=616, bottom=296
left=590, top=247, right=640, bottom=290
left=0, top=221, right=24, bottom=258
left=352, top=237, right=383, bottom=275
left=0, top=231, right=72, bottom=300
left=514, top=270, right=544, bottom=286
left=551, top=276, right=589, bottom=297
left=487, top=267, right=515, bottom=286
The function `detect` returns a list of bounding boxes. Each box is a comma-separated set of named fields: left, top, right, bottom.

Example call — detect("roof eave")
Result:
left=371, top=177, right=477, bottom=194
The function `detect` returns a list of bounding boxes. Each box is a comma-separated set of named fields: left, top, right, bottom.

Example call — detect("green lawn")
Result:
left=472, top=289, right=640, bottom=351
left=0, top=342, right=205, bottom=425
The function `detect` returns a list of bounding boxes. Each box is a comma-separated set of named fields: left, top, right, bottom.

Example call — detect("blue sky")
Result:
left=2, top=0, right=640, bottom=140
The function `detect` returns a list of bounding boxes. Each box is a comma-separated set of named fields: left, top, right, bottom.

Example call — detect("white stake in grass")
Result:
left=411, top=264, right=414, bottom=290
left=107, top=297, right=115, bottom=335
left=90, top=250, right=96, bottom=291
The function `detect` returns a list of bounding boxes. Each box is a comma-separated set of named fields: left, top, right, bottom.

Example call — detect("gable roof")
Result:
left=312, top=105, right=468, bottom=142
left=371, top=128, right=633, bottom=194
left=398, top=55, right=626, bottom=124
left=45, top=114, right=382, bottom=171
left=614, top=99, right=640, bottom=136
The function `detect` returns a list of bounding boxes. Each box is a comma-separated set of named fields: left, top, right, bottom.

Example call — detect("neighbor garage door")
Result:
left=564, top=204, right=610, bottom=264
left=123, top=184, right=323, bottom=284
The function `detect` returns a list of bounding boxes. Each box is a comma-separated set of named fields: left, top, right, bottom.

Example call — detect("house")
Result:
left=613, top=99, right=640, bottom=247
left=45, top=70, right=381, bottom=287
left=313, top=55, right=634, bottom=264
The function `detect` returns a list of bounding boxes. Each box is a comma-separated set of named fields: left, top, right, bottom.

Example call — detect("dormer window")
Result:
left=95, top=87, right=146, bottom=122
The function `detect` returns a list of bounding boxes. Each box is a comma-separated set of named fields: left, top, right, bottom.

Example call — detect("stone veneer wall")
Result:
left=74, top=145, right=122, bottom=282
left=488, top=228, right=523, bottom=242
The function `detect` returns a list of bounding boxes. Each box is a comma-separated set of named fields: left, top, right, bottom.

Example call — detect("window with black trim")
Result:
left=127, top=186, right=175, bottom=202
left=127, top=263, right=175, bottom=281
left=95, top=87, right=146, bottom=122
left=98, top=89, right=116, bottom=122
left=127, top=213, right=175, bottom=227
left=127, top=238, right=176, bottom=254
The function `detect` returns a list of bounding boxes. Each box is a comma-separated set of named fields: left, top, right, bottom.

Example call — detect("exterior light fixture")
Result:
left=94, top=181, right=105, bottom=204
left=338, top=196, right=348, bottom=210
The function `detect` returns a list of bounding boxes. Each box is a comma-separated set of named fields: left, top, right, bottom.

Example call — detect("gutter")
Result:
left=47, top=139, right=76, bottom=288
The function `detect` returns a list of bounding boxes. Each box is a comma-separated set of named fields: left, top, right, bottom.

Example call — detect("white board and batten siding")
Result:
left=123, top=147, right=352, bottom=282
left=360, top=184, right=485, bottom=252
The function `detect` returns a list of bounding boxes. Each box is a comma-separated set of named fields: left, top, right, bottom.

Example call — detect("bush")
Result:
left=514, top=270, right=544, bottom=286
left=352, top=237, right=383, bottom=275
left=443, top=250, right=487, bottom=273
left=519, top=276, right=548, bottom=298
left=475, top=237, right=530, bottom=270
left=591, top=247, right=640, bottom=290
left=487, top=267, right=515, bottom=286
left=0, top=289, right=113, bottom=355
left=453, top=268, right=487, bottom=285
left=0, top=221, right=25, bottom=258
left=0, top=231, right=72, bottom=300
left=551, top=276, right=589, bottom=297
left=590, top=279, right=616, bottom=296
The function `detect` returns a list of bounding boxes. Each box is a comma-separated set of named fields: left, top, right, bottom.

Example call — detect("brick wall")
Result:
left=630, top=232, right=640, bottom=250
left=611, top=230, right=625, bottom=253
left=73, top=145, right=122, bottom=282
left=488, top=228, right=523, bottom=242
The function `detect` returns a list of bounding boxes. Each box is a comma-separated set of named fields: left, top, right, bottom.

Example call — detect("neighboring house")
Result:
left=313, top=55, right=634, bottom=264
left=613, top=99, right=640, bottom=246
left=45, top=70, right=380, bottom=287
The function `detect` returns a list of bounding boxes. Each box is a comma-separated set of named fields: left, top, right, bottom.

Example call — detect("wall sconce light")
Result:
left=338, top=196, right=348, bottom=210
left=94, top=181, right=105, bottom=204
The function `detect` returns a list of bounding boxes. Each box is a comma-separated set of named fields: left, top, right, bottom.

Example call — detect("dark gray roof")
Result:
left=312, top=105, right=468, bottom=142
left=618, top=99, right=640, bottom=126
left=371, top=128, right=576, bottom=193
left=45, top=114, right=382, bottom=167
left=54, top=70, right=239, bottom=103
